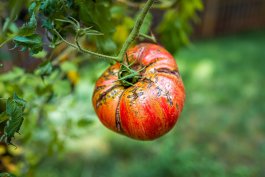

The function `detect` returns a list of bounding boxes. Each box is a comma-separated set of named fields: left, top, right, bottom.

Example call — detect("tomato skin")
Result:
left=92, top=43, right=185, bottom=140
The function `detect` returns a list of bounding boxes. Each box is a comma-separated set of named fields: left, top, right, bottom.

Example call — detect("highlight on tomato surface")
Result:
left=92, top=43, right=185, bottom=140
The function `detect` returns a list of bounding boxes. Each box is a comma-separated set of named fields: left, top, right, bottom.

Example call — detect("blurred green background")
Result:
left=0, top=0, right=265, bottom=177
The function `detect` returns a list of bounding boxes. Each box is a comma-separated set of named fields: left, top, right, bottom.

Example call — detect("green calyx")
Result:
left=118, top=61, right=145, bottom=87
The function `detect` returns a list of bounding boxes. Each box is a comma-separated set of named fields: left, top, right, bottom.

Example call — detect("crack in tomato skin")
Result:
left=92, top=43, right=185, bottom=140
left=95, top=85, right=123, bottom=108
left=127, top=87, right=144, bottom=101
left=155, top=68, right=180, bottom=78
left=115, top=90, right=126, bottom=132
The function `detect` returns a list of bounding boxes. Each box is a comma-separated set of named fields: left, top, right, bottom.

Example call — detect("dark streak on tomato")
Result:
left=96, top=85, right=123, bottom=108
left=155, top=68, right=180, bottom=78
left=128, top=87, right=144, bottom=101
left=146, top=58, right=164, bottom=68
left=165, top=91, right=173, bottom=106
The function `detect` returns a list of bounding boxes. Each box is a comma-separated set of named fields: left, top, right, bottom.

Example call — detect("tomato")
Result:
left=92, top=43, right=185, bottom=140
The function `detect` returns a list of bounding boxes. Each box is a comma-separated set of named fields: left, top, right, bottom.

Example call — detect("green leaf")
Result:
left=13, top=93, right=26, bottom=109
left=0, top=93, right=26, bottom=145
left=2, top=13, right=41, bottom=54
left=13, top=34, right=43, bottom=54
left=10, top=12, right=42, bottom=54
left=14, top=35, right=40, bottom=46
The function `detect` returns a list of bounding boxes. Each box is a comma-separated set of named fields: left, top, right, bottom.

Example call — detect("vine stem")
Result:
left=118, top=0, right=155, bottom=61
left=53, top=29, right=120, bottom=63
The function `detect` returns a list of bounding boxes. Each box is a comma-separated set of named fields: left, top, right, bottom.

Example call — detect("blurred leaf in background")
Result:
left=156, top=0, right=203, bottom=53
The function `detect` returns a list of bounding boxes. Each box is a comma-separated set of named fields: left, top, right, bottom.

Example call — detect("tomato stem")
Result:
left=118, top=0, right=155, bottom=62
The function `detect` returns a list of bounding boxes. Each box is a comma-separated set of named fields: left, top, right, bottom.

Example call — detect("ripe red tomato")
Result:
left=92, top=43, right=185, bottom=140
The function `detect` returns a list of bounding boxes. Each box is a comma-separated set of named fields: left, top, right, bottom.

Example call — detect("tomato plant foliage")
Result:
left=3, top=0, right=118, bottom=54
left=0, top=93, right=26, bottom=145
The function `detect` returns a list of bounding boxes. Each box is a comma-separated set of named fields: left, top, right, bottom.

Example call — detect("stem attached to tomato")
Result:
left=117, top=0, right=155, bottom=87
left=118, top=0, right=155, bottom=62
